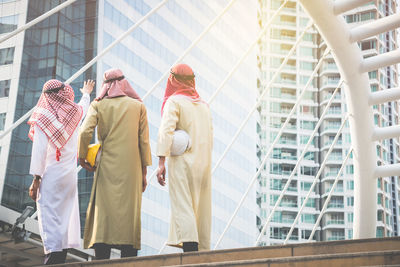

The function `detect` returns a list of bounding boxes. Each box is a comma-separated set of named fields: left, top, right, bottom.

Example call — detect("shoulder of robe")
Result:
left=90, top=100, right=99, bottom=109
left=166, top=95, right=182, bottom=107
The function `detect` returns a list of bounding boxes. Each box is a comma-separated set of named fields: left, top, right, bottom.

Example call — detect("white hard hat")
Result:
left=171, top=130, right=191, bottom=156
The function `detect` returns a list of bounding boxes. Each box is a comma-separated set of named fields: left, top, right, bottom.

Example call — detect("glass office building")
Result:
left=0, top=0, right=97, bottom=235
left=0, top=0, right=259, bottom=255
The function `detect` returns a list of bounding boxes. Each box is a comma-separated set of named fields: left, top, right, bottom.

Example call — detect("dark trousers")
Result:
left=44, top=249, right=67, bottom=265
left=183, top=242, right=198, bottom=252
left=94, top=243, right=138, bottom=260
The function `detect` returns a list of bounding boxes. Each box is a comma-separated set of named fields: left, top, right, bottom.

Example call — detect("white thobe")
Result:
left=29, top=93, right=90, bottom=254
left=157, top=96, right=213, bottom=250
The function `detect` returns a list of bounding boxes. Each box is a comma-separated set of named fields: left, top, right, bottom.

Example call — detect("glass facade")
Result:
left=1, top=0, right=98, bottom=235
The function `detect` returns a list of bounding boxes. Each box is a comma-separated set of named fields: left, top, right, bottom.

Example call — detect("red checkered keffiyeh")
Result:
left=28, top=79, right=83, bottom=161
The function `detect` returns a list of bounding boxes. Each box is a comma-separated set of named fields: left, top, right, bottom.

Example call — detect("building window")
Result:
left=348, top=229, right=353, bottom=239
left=347, top=213, right=353, bottom=223
left=0, top=47, right=14, bottom=65
left=0, top=113, right=5, bottom=131
left=346, top=165, right=354, bottom=175
left=347, top=197, right=354, bottom=207
left=347, top=180, right=354, bottom=190
left=301, top=166, right=316, bottom=176
left=270, top=194, right=278, bottom=206
left=0, top=79, right=10, bottom=97
left=361, top=40, right=376, bottom=50
left=360, top=11, right=375, bottom=21
left=0, top=15, right=18, bottom=34
left=368, top=71, right=377, bottom=79
left=301, top=214, right=315, bottom=224
left=376, top=227, right=384, bottom=237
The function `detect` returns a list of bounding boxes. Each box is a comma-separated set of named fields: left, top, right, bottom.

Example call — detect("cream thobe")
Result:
left=78, top=96, right=152, bottom=250
left=157, top=96, right=213, bottom=251
left=29, top=93, right=90, bottom=254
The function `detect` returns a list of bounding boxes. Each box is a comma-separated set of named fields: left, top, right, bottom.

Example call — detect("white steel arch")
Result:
left=299, top=0, right=400, bottom=238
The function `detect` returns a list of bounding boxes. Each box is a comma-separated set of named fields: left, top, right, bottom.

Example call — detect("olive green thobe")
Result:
left=78, top=96, right=151, bottom=250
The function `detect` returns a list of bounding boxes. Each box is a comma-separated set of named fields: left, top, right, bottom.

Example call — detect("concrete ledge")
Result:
left=59, top=237, right=400, bottom=267
left=171, top=250, right=400, bottom=267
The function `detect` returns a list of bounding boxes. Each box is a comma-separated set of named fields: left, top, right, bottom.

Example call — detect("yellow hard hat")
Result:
left=86, top=144, right=101, bottom=167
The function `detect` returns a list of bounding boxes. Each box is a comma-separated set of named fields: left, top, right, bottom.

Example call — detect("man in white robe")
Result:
left=28, top=79, right=94, bottom=265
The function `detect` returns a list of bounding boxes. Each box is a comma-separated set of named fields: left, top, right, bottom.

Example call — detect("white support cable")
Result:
left=211, top=21, right=314, bottom=180
left=65, top=0, right=169, bottom=84
left=284, top=109, right=348, bottom=244
left=0, top=107, right=33, bottom=141
left=212, top=22, right=314, bottom=250
left=308, top=148, right=354, bottom=241
left=0, top=0, right=78, bottom=44
left=141, top=0, right=239, bottom=101
left=350, top=13, right=400, bottom=43
left=333, top=0, right=373, bottom=15
left=146, top=168, right=158, bottom=185
left=254, top=48, right=331, bottom=246
left=207, top=0, right=290, bottom=104
left=0, top=0, right=170, bottom=142
left=158, top=242, right=167, bottom=254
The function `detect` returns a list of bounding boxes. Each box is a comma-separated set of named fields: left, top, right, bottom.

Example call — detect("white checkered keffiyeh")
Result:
left=28, top=79, right=83, bottom=161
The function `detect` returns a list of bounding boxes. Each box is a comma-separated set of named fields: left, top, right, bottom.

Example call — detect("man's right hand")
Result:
left=79, top=158, right=96, bottom=172
left=157, top=156, right=166, bottom=186
left=142, top=166, right=147, bottom=192
left=29, top=176, right=41, bottom=202
left=80, top=80, right=95, bottom=95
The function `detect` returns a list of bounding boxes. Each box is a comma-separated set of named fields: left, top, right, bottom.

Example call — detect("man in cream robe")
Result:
left=78, top=69, right=151, bottom=259
left=157, top=64, right=213, bottom=252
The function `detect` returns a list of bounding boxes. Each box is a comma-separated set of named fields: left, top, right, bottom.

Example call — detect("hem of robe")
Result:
left=166, top=237, right=199, bottom=249
left=44, top=243, right=80, bottom=254
left=167, top=242, right=210, bottom=251
left=84, top=239, right=141, bottom=250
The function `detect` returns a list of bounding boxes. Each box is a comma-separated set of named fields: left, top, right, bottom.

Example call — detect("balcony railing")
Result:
left=325, top=219, right=345, bottom=225
left=327, top=236, right=345, bottom=241
left=276, top=78, right=297, bottom=85
left=324, top=140, right=342, bottom=146
left=270, top=234, right=298, bottom=240
left=272, top=155, right=297, bottom=161
left=325, top=187, right=344, bottom=193
left=327, top=203, right=344, bottom=208
left=280, top=201, right=298, bottom=207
